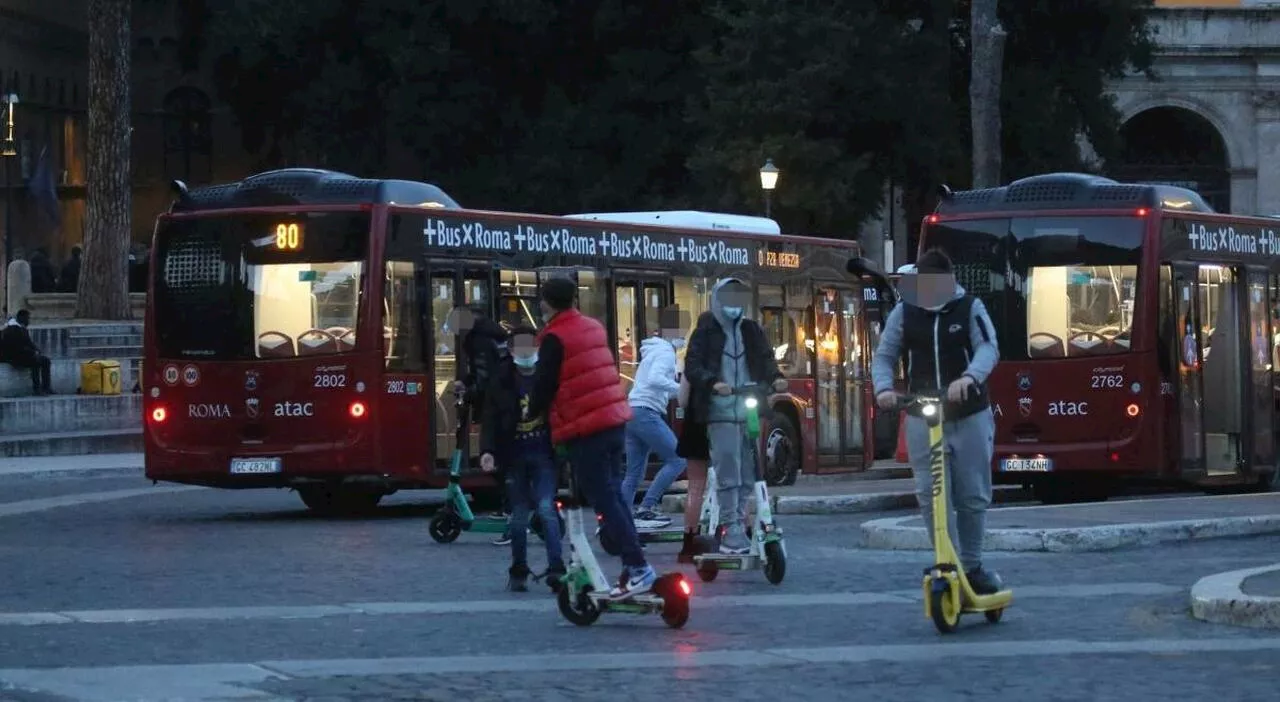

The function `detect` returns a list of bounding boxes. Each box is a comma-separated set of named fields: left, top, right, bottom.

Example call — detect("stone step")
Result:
left=0, top=428, right=143, bottom=458
left=0, top=394, right=142, bottom=435
left=67, top=334, right=144, bottom=348
left=67, top=345, right=144, bottom=360
left=26, top=323, right=145, bottom=359
left=0, top=358, right=141, bottom=397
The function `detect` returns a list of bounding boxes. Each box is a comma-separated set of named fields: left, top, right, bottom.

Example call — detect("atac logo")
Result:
left=1018, top=397, right=1033, bottom=418
left=1017, top=371, right=1032, bottom=392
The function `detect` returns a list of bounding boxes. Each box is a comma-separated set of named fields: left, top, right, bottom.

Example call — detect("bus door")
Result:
left=611, top=272, right=670, bottom=396
left=1169, top=263, right=1256, bottom=479
left=812, top=285, right=868, bottom=468
left=425, top=260, right=496, bottom=471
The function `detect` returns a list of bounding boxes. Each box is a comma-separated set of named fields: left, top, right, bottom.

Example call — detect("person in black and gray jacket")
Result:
left=684, top=279, right=786, bottom=555
left=869, top=247, right=1003, bottom=595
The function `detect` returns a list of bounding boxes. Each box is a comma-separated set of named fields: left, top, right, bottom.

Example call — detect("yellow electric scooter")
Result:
left=898, top=393, right=1013, bottom=634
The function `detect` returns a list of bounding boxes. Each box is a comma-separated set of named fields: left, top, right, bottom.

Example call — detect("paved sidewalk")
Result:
left=862, top=493, right=1280, bottom=552
left=1191, top=563, right=1280, bottom=629
left=0, top=453, right=144, bottom=479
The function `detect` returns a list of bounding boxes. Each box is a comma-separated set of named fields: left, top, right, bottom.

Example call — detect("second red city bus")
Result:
left=891, top=172, right=1280, bottom=503
left=143, top=168, right=883, bottom=513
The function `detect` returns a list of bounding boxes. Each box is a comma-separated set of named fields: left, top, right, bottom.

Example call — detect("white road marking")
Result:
left=0, top=486, right=200, bottom=519
left=0, top=581, right=1182, bottom=626
left=3, top=636, right=1280, bottom=701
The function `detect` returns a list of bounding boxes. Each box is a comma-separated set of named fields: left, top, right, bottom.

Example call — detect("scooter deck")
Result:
left=963, top=589, right=1013, bottom=613
left=585, top=591, right=666, bottom=611
left=636, top=527, right=685, bottom=544
left=693, top=553, right=759, bottom=570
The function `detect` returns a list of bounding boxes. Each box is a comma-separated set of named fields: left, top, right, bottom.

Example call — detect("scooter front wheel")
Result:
left=763, top=541, right=786, bottom=585
left=428, top=513, right=462, bottom=543
left=929, top=583, right=961, bottom=634
left=556, top=586, right=601, bottom=626
left=984, top=608, right=1004, bottom=624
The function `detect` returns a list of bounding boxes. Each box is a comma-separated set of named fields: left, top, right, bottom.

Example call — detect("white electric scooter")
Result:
left=550, top=457, right=693, bottom=629
left=692, top=383, right=787, bottom=585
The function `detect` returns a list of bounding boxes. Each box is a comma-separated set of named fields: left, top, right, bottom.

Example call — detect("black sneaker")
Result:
left=543, top=562, right=567, bottom=593
left=677, top=531, right=697, bottom=564
left=508, top=564, right=530, bottom=592
left=966, top=567, right=1003, bottom=595
left=492, top=530, right=513, bottom=546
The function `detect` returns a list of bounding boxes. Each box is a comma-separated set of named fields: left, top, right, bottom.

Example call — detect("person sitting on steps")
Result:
left=0, top=310, right=53, bottom=395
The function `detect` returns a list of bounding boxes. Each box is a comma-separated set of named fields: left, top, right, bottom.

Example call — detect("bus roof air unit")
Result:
left=564, top=211, right=782, bottom=236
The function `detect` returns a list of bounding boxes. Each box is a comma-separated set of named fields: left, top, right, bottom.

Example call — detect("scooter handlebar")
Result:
left=893, top=392, right=943, bottom=415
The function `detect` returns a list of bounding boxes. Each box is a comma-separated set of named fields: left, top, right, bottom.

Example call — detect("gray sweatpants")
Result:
left=903, top=407, right=995, bottom=569
left=708, top=421, right=755, bottom=526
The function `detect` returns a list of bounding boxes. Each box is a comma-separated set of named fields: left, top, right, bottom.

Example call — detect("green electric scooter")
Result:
left=429, top=387, right=562, bottom=543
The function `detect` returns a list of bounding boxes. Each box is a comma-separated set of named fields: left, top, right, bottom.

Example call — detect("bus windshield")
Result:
left=153, top=212, right=369, bottom=360
left=923, top=215, right=1144, bottom=360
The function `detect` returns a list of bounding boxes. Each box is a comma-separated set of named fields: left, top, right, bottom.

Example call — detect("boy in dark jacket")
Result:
left=684, top=279, right=786, bottom=554
left=479, top=326, right=565, bottom=592
left=448, top=307, right=513, bottom=538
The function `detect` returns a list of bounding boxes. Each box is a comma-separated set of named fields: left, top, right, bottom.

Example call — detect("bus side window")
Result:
left=385, top=261, right=425, bottom=373
left=759, top=284, right=798, bottom=375
left=1157, top=264, right=1174, bottom=378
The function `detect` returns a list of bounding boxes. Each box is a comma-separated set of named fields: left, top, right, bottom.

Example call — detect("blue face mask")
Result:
left=513, top=353, right=538, bottom=369
left=722, top=306, right=744, bottom=320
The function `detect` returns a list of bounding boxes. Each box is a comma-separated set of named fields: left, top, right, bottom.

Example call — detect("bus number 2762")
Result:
left=1090, top=374, right=1124, bottom=389
left=314, top=373, right=347, bottom=388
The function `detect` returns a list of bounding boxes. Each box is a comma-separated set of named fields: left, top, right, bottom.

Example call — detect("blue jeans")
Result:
left=622, top=407, right=687, bottom=510
left=506, top=448, right=564, bottom=570
left=568, top=425, right=647, bottom=569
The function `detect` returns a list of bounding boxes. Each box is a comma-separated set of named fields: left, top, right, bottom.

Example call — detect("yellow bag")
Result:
left=80, top=360, right=122, bottom=395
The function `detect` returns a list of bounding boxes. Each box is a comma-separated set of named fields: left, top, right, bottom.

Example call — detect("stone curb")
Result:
left=1190, top=564, right=1280, bottom=628
left=861, top=513, right=1280, bottom=552
left=660, top=486, right=1027, bottom=516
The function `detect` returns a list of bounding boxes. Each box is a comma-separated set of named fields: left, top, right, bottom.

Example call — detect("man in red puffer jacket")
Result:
left=526, top=276, right=657, bottom=597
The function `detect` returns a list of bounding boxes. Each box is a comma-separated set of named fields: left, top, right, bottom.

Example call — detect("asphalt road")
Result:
left=1, top=474, right=1279, bottom=701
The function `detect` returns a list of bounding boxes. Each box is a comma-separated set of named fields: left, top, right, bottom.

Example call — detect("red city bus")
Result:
left=144, top=168, right=883, bottom=513
left=902, top=172, right=1280, bottom=503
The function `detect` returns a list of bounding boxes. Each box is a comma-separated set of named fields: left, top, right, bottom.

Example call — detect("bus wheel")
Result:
left=297, top=486, right=384, bottom=516
left=764, top=413, right=800, bottom=486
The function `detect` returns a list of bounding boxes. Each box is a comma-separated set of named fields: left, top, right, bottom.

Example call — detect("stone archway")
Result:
left=1109, top=106, right=1232, bottom=212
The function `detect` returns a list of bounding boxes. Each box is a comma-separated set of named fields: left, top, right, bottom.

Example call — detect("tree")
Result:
left=969, top=0, right=1006, bottom=188
left=78, top=0, right=132, bottom=320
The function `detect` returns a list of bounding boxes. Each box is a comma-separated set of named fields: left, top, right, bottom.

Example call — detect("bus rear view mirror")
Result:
left=847, top=256, right=898, bottom=303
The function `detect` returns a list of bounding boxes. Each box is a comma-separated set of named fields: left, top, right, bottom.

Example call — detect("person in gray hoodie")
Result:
left=869, top=248, right=1004, bottom=594
left=684, top=279, right=786, bottom=554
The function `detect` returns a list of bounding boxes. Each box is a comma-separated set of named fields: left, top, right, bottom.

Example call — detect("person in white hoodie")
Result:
left=620, top=307, right=688, bottom=528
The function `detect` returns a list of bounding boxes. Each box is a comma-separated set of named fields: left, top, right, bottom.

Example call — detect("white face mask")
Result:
left=669, top=337, right=686, bottom=349
left=513, top=353, right=538, bottom=369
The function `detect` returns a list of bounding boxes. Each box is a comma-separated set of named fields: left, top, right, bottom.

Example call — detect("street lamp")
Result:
left=3, top=92, right=17, bottom=269
left=759, top=158, right=779, bottom=219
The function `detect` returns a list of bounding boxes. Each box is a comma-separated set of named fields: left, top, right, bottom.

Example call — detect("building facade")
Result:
left=0, top=0, right=250, bottom=274
left=1108, top=0, right=1280, bottom=216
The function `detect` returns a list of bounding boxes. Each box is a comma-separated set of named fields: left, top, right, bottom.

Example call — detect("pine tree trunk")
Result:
left=77, top=0, right=132, bottom=320
left=969, top=0, right=1007, bottom=189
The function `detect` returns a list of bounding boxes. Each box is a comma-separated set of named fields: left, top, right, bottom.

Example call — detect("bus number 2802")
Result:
left=314, top=373, right=347, bottom=388
left=1090, top=374, right=1124, bottom=389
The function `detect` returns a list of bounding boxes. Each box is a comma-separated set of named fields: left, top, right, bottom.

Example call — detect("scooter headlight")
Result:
left=744, top=397, right=759, bottom=409
left=920, top=403, right=938, bottom=418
